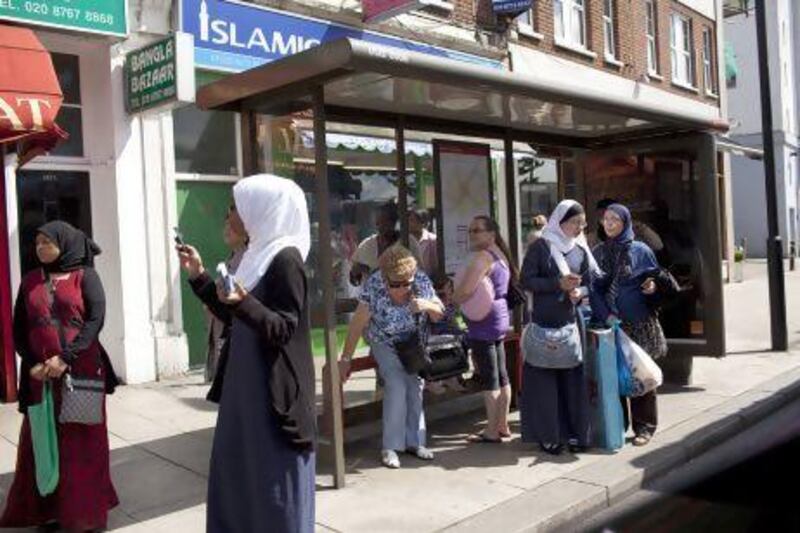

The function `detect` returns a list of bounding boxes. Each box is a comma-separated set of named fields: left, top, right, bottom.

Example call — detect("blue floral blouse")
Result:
left=359, top=270, right=439, bottom=346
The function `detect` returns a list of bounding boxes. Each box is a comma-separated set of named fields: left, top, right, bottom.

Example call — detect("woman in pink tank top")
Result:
left=453, top=216, right=517, bottom=443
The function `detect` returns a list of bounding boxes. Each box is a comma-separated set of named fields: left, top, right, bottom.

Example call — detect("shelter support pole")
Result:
left=755, top=0, right=788, bottom=351
left=396, top=117, right=409, bottom=247
left=504, top=133, right=521, bottom=332
left=240, top=110, right=258, bottom=175
left=313, top=89, right=346, bottom=488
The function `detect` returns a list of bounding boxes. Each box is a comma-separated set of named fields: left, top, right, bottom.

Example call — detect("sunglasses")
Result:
left=387, top=279, right=414, bottom=289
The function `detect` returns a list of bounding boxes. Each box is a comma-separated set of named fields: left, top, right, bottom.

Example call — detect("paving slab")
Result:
left=440, top=478, right=607, bottom=533
left=112, top=452, right=207, bottom=520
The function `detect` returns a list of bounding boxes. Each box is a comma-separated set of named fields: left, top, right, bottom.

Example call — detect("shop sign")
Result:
left=180, top=0, right=502, bottom=73
left=0, top=94, right=60, bottom=135
left=491, top=0, right=532, bottom=15
left=0, top=0, right=127, bottom=37
left=125, top=33, right=196, bottom=114
left=362, top=0, right=422, bottom=24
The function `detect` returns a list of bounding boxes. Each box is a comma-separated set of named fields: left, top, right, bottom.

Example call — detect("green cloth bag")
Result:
left=28, top=381, right=59, bottom=496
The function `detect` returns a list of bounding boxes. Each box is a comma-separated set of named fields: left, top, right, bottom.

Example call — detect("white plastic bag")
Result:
left=617, top=329, right=663, bottom=396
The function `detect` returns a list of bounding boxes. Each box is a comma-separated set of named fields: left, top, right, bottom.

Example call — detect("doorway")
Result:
left=16, top=170, right=92, bottom=276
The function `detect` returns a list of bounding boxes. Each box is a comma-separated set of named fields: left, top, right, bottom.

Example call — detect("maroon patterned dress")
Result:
left=0, top=268, right=118, bottom=530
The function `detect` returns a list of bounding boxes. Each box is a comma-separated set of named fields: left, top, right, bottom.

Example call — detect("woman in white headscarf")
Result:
left=178, top=174, right=315, bottom=533
left=519, top=200, right=600, bottom=456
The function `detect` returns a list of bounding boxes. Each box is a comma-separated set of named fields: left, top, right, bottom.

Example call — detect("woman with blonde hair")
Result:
left=339, top=245, right=444, bottom=468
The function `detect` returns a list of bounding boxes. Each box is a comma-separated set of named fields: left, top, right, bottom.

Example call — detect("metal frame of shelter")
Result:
left=197, top=38, right=728, bottom=488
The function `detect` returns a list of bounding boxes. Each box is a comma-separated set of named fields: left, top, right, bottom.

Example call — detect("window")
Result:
left=50, top=54, right=84, bottom=157
left=645, top=0, right=659, bottom=75
left=603, top=0, right=616, bottom=60
left=517, top=2, right=536, bottom=35
left=670, top=14, right=695, bottom=87
left=173, top=106, right=239, bottom=176
left=554, top=0, right=587, bottom=49
left=702, top=27, right=716, bottom=94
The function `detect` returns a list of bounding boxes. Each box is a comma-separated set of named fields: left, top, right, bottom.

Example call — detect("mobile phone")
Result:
left=216, top=263, right=235, bottom=294
left=174, top=227, right=186, bottom=247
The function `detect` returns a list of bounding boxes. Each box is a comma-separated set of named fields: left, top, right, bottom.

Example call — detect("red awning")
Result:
left=0, top=24, right=68, bottom=403
left=0, top=24, right=67, bottom=156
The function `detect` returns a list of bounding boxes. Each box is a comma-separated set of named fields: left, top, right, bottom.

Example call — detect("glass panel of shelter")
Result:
left=573, top=144, right=722, bottom=355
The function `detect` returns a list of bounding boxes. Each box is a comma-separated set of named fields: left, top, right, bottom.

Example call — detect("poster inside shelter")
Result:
left=435, top=141, right=493, bottom=276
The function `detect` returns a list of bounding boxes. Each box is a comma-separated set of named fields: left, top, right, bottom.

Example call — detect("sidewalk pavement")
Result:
left=1, top=261, right=798, bottom=532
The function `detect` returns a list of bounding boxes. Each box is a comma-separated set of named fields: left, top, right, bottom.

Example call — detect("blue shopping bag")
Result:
left=584, top=328, right=625, bottom=450
left=614, top=323, right=635, bottom=397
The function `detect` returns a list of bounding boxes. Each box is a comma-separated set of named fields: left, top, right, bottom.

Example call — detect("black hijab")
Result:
left=37, top=221, right=101, bottom=273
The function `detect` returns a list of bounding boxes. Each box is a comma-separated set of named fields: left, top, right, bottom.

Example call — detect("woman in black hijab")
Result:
left=0, top=221, right=119, bottom=531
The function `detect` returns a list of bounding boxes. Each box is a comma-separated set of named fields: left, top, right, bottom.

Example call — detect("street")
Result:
left=580, top=397, right=800, bottom=533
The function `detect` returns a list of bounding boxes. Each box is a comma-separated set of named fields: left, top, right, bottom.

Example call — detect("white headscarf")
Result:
left=541, top=199, right=602, bottom=277
left=233, top=174, right=311, bottom=290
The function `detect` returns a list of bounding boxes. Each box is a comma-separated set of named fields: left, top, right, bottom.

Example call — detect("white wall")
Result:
left=731, top=154, right=767, bottom=257
left=726, top=0, right=796, bottom=137
left=6, top=28, right=190, bottom=384
left=726, top=0, right=800, bottom=258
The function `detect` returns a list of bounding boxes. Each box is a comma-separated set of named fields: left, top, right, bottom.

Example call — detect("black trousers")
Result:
left=621, top=389, right=658, bottom=436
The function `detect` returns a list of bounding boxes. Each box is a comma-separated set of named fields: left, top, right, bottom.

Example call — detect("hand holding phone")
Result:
left=216, top=263, right=236, bottom=295
left=174, top=227, right=187, bottom=249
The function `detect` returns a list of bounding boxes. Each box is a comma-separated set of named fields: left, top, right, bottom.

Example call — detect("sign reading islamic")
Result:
left=125, top=33, right=196, bottom=114
left=180, top=0, right=502, bottom=73
left=0, top=0, right=127, bottom=37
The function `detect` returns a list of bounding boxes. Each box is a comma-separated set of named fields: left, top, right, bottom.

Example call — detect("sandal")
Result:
left=467, top=433, right=502, bottom=444
left=567, top=439, right=587, bottom=453
left=539, top=442, right=563, bottom=455
left=381, top=449, right=401, bottom=469
left=632, top=433, right=652, bottom=447
left=407, top=446, right=435, bottom=460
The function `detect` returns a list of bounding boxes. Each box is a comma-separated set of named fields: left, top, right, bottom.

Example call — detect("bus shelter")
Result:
left=197, top=38, right=728, bottom=487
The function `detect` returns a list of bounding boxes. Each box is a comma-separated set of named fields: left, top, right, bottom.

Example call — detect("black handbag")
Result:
left=648, top=268, right=682, bottom=312
left=505, top=278, right=526, bottom=309
left=395, top=313, right=431, bottom=375
left=421, top=334, right=470, bottom=382
left=46, top=274, right=105, bottom=426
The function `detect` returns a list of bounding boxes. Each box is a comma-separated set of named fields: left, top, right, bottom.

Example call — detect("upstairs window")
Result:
left=670, top=13, right=695, bottom=87
left=603, top=0, right=617, bottom=60
left=702, top=27, right=717, bottom=94
left=554, top=0, right=587, bottom=49
left=645, top=0, right=659, bottom=75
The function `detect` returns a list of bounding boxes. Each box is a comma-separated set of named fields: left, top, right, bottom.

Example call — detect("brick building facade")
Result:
left=509, top=0, right=720, bottom=105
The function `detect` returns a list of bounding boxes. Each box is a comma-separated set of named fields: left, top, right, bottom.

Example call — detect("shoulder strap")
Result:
left=44, top=273, right=67, bottom=352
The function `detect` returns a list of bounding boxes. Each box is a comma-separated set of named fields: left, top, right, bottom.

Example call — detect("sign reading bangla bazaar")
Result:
left=0, top=0, right=127, bottom=37
left=125, top=33, right=196, bottom=114
left=180, top=0, right=503, bottom=73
